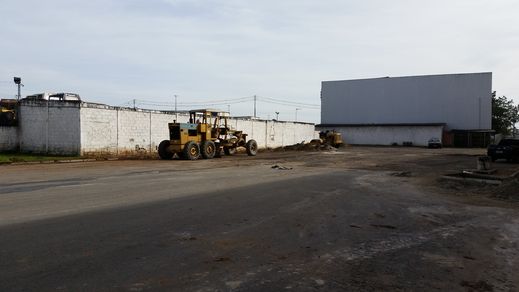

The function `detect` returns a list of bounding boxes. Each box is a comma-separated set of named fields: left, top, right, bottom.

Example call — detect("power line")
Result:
left=119, top=95, right=321, bottom=115
left=257, top=96, right=320, bottom=108
left=133, top=96, right=253, bottom=106
left=256, top=98, right=319, bottom=109
left=134, top=98, right=252, bottom=108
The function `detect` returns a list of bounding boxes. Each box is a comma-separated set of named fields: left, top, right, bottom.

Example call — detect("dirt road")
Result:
left=0, top=147, right=518, bottom=291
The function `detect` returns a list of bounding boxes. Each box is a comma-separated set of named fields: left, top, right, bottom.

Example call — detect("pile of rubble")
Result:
left=274, top=140, right=339, bottom=152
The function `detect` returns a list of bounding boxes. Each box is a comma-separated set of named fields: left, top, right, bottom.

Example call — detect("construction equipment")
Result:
left=158, top=109, right=258, bottom=160
left=319, top=130, right=343, bottom=147
left=0, top=99, right=18, bottom=126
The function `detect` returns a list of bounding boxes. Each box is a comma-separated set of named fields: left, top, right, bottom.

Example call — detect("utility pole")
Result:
left=227, top=104, right=230, bottom=115
left=174, top=94, right=178, bottom=120
left=133, top=99, right=136, bottom=110
left=253, top=95, right=257, bottom=118
left=295, top=108, right=300, bottom=122
left=275, top=111, right=279, bottom=120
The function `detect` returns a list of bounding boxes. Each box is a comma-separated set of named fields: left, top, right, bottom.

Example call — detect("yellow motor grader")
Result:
left=158, top=109, right=258, bottom=160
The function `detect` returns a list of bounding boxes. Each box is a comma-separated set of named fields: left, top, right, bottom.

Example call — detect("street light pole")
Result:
left=275, top=111, right=279, bottom=120
left=295, top=108, right=300, bottom=122
left=13, top=77, right=23, bottom=101
left=253, top=95, right=257, bottom=118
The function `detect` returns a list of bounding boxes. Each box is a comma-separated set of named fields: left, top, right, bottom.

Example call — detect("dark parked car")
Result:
left=487, top=138, right=519, bottom=162
left=427, top=138, right=442, bottom=148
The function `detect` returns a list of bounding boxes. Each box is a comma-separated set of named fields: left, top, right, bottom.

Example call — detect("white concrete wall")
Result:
left=18, top=100, right=81, bottom=154
left=81, top=104, right=191, bottom=155
left=80, top=103, right=317, bottom=155
left=0, top=126, right=18, bottom=151
left=321, top=72, right=492, bottom=130
left=322, top=125, right=444, bottom=147
left=4, top=102, right=317, bottom=155
left=230, top=119, right=317, bottom=149
left=80, top=106, right=118, bottom=154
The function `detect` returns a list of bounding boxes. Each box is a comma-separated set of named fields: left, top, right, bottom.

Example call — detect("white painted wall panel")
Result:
left=18, top=101, right=80, bottom=154
left=0, top=127, right=18, bottom=151
left=80, top=107, right=118, bottom=154
left=321, top=73, right=492, bottom=130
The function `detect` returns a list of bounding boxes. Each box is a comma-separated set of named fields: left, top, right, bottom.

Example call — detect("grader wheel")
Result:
left=201, top=140, right=216, bottom=159
left=183, top=141, right=200, bottom=160
left=158, top=140, right=173, bottom=160
left=246, top=139, right=258, bottom=156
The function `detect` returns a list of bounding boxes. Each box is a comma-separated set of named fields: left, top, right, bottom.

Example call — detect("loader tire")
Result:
left=246, top=139, right=258, bottom=156
left=158, top=140, right=173, bottom=160
left=201, top=140, right=216, bottom=159
left=183, top=141, right=200, bottom=160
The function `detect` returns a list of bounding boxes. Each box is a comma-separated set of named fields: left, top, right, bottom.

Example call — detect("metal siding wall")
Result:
left=321, top=73, right=492, bottom=130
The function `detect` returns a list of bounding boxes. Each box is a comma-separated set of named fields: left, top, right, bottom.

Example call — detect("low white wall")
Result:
left=18, top=100, right=81, bottom=155
left=320, top=125, right=444, bottom=147
left=80, top=104, right=191, bottom=155
left=0, top=126, right=18, bottom=151
left=4, top=101, right=317, bottom=156
left=80, top=103, right=317, bottom=155
left=232, top=119, right=317, bottom=149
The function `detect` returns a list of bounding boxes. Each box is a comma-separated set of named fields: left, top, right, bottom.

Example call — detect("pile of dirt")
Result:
left=274, top=141, right=338, bottom=152
left=490, top=178, right=519, bottom=201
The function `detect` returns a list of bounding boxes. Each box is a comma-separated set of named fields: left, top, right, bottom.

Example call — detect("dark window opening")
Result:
left=170, top=126, right=180, bottom=140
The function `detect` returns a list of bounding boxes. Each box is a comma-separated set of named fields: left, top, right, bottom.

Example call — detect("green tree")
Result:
left=492, top=95, right=519, bottom=135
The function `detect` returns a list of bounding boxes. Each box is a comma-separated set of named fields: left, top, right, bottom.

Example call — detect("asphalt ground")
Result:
left=1, top=148, right=518, bottom=291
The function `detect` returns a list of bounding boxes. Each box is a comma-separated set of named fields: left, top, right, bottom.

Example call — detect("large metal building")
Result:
left=318, top=72, right=493, bottom=147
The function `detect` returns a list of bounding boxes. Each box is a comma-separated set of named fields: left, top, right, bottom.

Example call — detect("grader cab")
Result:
left=158, top=109, right=258, bottom=160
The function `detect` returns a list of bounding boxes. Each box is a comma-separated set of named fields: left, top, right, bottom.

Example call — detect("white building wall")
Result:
left=18, top=101, right=81, bottom=154
left=321, top=72, right=492, bottom=130
left=325, top=125, right=444, bottom=147
left=0, top=127, right=18, bottom=151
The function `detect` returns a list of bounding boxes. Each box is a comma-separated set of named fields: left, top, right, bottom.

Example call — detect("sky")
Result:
left=1, top=0, right=518, bottom=123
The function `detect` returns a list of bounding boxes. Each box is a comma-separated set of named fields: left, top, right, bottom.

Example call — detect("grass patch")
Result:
left=0, top=152, right=81, bottom=163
